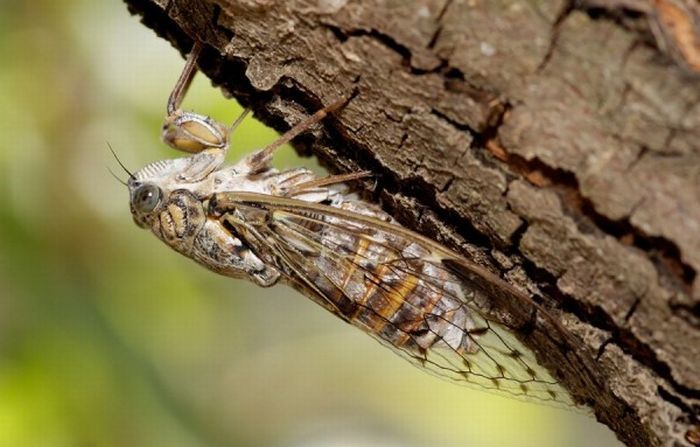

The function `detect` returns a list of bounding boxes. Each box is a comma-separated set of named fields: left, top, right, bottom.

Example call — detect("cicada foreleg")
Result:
left=161, top=41, right=251, bottom=183
left=162, top=42, right=227, bottom=153
left=161, top=40, right=350, bottom=181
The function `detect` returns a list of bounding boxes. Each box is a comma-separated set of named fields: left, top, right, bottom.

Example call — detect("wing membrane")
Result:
left=213, top=192, right=575, bottom=405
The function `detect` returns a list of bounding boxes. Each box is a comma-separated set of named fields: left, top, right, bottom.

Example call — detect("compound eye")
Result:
left=132, top=184, right=162, bottom=213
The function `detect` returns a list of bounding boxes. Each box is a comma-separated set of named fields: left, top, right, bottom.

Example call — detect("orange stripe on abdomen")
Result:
left=351, top=261, right=422, bottom=335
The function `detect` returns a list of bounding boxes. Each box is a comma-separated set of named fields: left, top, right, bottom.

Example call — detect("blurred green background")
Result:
left=0, top=1, right=623, bottom=446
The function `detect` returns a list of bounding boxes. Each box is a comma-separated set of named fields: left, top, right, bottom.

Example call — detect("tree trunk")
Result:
left=122, top=1, right=700, bottom=445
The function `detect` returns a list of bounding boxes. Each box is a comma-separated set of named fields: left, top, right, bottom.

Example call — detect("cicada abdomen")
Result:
left=214, top=192, right=574, bottom=405
left=281, top=200, right=478, bottom=356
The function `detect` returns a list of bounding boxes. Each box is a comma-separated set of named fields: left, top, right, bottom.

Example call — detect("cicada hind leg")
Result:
left=162, top=40, right=352, bottom=179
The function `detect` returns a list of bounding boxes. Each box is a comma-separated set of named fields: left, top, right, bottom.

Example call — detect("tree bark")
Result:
left=122, top=1, right=700, bottom=445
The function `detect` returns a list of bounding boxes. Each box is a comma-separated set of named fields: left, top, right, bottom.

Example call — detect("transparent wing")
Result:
left=212, top=192, right=577, bottom=406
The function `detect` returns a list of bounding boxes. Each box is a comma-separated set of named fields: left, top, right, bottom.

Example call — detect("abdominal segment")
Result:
left=299, top=202, right=480, bottom=360
left=348, top=242, right=476, bottom=358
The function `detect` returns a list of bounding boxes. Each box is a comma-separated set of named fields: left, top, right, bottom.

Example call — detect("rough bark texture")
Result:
left=122, top=1, right=700, bottom=446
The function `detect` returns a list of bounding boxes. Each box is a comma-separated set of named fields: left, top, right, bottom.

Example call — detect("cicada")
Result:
left=122, top=42, right=575, bottom=405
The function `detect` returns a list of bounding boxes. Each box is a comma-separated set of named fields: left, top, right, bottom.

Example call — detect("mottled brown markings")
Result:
left=304, top=232, right=560, bottom=394
left=353, top=244, right=555, bottom=391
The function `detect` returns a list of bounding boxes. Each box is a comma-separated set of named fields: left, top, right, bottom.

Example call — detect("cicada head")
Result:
left=128, top=161, right=207, bottom=253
